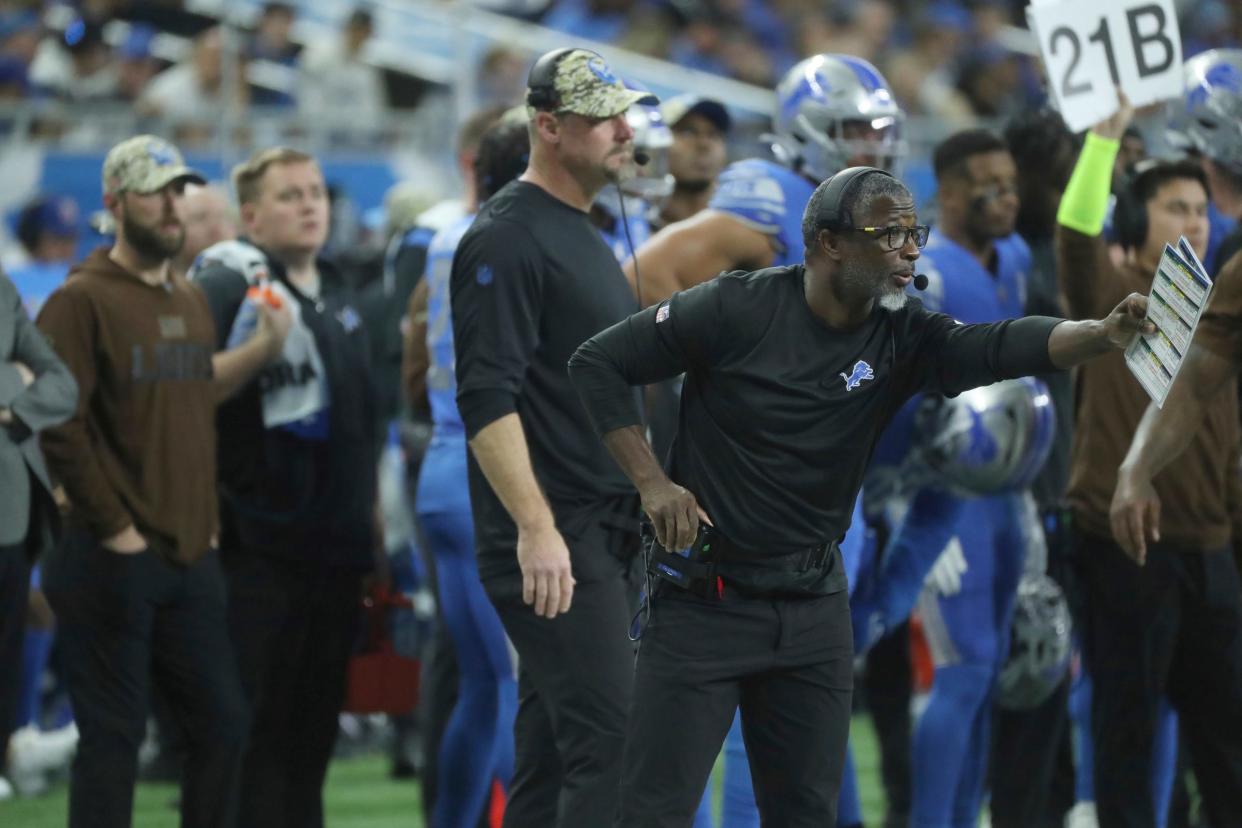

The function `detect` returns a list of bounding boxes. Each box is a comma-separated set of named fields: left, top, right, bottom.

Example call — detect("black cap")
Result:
left=660, top=94, right=731, bottom=134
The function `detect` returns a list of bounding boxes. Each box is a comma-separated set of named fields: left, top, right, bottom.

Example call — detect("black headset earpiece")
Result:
left=526, top=47, right=580, bottom=111
left=818, top=165, right=929, bottom=290
left=819, top=166, right=895, bottom=230
left=1113, top=160, right=1159, bottom=252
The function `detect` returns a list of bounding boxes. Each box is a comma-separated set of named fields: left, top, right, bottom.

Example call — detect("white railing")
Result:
left=186, top=0, right=779, bottom=116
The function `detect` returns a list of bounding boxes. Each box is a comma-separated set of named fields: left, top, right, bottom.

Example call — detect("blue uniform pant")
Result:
left=417, top=435, right=517, bottom=828
left=912, top=494, right=1028, bottom=828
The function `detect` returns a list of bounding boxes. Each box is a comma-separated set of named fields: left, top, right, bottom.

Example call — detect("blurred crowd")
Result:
left=517, top=0, right=1240, bottom=121
left=0, top=1, right=1236, bottom=145
left=0, top=0, right=388, bottom=144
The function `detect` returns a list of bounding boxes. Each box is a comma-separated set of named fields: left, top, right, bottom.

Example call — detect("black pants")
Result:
left=1076, top=531, right=1242, bottom=828
left=989, top=516, right=1075, bottom=828
left=41, top=528, right=249, bottom=828
left=862, top=619, right=912, bottom=828
left=0, top=542, right=32, bottom=758
left=485, top=518, right=639, bottom=828
left=223, top=552, right=362, bottom=828
left=617, top=585, right=854, bottom=828
left=988, top=675, right=1074, bottom=828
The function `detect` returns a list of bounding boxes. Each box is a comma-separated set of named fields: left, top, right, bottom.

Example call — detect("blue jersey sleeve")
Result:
left=425, top=216, right=474, bottom=432
left=708, top=159, right=790, bottom=235
left=708, top=159, right=815, bottom=266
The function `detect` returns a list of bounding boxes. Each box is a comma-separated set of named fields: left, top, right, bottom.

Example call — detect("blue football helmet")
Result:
left=916, top=376, right=1056, bottom=497
left=1167, top=48, right=1242, bottom=173
left=770, top=53, right=906, bottom=183
left=864, top=377, right=1055, bottom=511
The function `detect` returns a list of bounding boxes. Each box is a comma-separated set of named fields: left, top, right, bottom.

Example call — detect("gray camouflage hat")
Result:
left=526, top=49, right=657, bottom=119
left=102, top=135, right=205, bottom=196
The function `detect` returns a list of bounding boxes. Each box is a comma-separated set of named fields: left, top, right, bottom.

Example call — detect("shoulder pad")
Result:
left=708, top=159, right=798, bottom=236
left=189, top=239, right=269, bottom=285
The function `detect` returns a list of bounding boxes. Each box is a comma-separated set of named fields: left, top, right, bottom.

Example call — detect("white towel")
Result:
left=191, top=240, right=330, bottom=433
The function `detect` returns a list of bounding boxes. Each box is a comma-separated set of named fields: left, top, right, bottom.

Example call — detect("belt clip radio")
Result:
left=642, top=522, right=718, bottom=597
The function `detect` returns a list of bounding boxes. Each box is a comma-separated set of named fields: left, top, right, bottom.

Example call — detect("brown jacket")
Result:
left=1058, top=227, right=1239, bottom=548
left=37, top=248, right=219, bottom=564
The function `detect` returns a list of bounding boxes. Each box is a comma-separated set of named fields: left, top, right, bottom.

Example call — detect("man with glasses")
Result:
left=568, top=165, right=1152, bottom=827
left=625, top=55, right=903, bottom=828
left=626, top=53, right=904, bottom=308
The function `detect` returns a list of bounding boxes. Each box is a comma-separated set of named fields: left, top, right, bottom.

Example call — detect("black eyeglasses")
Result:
left=842, top=224, right=931, bottom=250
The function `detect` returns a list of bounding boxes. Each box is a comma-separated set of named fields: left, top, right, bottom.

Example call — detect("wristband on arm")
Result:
left=1056, top=132, right=1121, bottom=237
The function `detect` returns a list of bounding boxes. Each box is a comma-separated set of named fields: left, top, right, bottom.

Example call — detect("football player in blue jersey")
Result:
left=882, top=129, right=1038, bottom=828
left=625, top=53, right=905, bottom=305
left=655, top=95, right=731, bottom=230
left=622, top=53, right=902, bottom=828
left=409, top=115, right=530, bottom=828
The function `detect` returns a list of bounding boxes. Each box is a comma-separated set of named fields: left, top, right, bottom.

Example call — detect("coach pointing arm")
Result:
left=571, top=169, right=1153, bottom=555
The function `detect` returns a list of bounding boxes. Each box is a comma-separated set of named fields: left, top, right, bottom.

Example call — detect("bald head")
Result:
left=174, top=182, right=237, bottom=273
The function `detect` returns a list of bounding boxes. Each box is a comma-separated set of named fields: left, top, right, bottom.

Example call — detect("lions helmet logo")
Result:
left=587, top=56, right=619, bottom=86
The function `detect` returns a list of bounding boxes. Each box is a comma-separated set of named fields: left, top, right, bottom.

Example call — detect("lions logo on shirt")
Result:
left=840, top=360, right=874, bottom=391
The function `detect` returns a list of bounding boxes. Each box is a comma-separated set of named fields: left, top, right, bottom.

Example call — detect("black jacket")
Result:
left=194, top=243, right=379, bottom=569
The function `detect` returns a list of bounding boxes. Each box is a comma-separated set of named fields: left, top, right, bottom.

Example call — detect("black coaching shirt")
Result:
left=570, top=265, right=1062, bottom=594
left=451, top=180, right=639, bottom=581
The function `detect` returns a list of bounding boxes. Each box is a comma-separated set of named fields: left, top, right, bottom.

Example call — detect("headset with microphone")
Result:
left=525, top=47, right=578, bottom=111
left=818, top=166, right=928, bottom=290
left=1112, top=159, right=1164, bottom=253
left=525, top=48, right=660, bottom=304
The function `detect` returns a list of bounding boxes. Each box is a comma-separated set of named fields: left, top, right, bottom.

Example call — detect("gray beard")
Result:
left=840, top=257, right=908, bottom=311
left=879, top=289, right=908, bottom=311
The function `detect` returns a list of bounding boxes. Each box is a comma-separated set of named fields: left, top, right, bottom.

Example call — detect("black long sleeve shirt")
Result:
left=194, top=249, right=379, bottom=569
left=451, top=181, right=639, bottom=580
left=570, top=265, right=1061, bottom=592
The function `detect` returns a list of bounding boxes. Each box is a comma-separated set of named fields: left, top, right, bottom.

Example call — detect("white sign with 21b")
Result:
left=1027, top=0, right=1182, bottom=131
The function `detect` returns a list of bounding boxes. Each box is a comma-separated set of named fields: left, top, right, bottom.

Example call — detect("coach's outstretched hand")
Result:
left=1048, top=292, right=1156, bottom=369
left=1104, top=292, right=1156, bottom=347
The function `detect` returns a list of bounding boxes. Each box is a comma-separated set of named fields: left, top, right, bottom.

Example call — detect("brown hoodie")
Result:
left=37, top=248, right=219, bottom=565
left=1057, top=227, right=1239, bottom=548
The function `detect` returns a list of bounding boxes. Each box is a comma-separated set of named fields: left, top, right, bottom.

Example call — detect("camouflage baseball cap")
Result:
left=526, top=49, right=658, bottom=119
left=102, top=135, right=205, bottom=196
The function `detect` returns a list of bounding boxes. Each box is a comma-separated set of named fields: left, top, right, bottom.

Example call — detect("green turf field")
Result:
left=3, top=715, right=886, bottom=826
